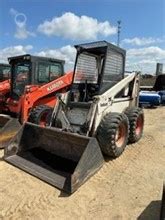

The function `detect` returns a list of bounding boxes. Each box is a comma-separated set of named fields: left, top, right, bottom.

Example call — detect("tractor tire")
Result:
left=97, top=112, right=129, bottom=158
left=125, top=107, right=144, bottom=143
left=28, top=105, right=53, bottom=127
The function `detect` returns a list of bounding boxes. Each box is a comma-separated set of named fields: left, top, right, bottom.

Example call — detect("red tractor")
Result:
left=0, top=54, right=73, bottom=148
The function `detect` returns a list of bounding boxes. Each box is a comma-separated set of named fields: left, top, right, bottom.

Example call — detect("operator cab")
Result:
left=0, top=64, right=10, bottom=82
left=8, top=54, right=65, bottom=100
left=70, top=41, right=126, bottom=103
left=57, top=41, right=126, bottom=134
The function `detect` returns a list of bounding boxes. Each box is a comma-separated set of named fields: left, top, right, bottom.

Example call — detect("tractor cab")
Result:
left=70, top=41, right=126, bottom=102
left=8, top=54, right=65, bottom=100
left=0, top=64, right=10, bottom=82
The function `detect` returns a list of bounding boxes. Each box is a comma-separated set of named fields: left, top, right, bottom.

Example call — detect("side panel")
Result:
left=92, top=73, right=140, bottom=134
left=92, top=100, right=131, bottom=134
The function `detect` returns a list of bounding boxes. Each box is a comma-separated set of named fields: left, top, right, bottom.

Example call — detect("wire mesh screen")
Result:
left=99, top=49, right=124, bottom=94
left=74, top=53, right=98, bottom=84
left=104, top=50, right=123, bottom=82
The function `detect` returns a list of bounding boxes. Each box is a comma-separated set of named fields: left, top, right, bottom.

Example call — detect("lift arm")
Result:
left=20, top=71, right=73, bottom=123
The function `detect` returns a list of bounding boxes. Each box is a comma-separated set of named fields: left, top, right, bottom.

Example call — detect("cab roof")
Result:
left=8, top=54, right=65, bottom=64
left=74, top=40, right=126, bottom=57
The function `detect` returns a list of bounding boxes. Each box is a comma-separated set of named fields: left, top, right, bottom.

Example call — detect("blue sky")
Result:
left=0, top=0, right=165, bottom=73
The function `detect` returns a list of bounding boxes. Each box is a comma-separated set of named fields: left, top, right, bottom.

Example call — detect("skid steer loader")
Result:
left=0, top=54, right=72, bottom=148
left=4, top=41, right=144, bottom=194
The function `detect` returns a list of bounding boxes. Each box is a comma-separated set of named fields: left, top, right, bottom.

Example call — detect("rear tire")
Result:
left=28, top=105, right=53, bottom=126
left=125, top=107, right=144, bottom=143
left=97, top=113, right=129, bottom=158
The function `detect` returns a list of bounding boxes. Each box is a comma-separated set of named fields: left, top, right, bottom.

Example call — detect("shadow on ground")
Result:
left=137, top=200, right=161, bottom=220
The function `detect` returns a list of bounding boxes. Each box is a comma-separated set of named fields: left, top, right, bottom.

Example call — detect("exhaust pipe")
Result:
left=0, top=115, right=21, bottom=149
left=4, top=122, right=104, bottom=194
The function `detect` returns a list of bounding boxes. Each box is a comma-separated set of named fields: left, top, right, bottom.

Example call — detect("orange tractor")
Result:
left=0, top=54, right=73, bottom=148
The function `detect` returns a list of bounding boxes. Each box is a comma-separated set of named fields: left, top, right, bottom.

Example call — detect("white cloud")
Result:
left=122, top=37, right=164, bottom=46
left=14, top=27, right=36, bottom=39
left=138, top=59, right=157, bottom=65
left=0, top=45, right=33, bottom=63
left=126, top=46, right=165, bottom=73
left=36, top=45, right=76, bottom=71
left=38, top=12, right=117, bottom=40
left=10, top=8, right=35, bottom=39
left=127, top=46, right=165, bottom=58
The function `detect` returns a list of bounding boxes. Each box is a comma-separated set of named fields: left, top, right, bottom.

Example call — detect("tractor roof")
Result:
left=8, top=54, right=65, bottom=64
left=74, top=41, right=126, bottom=57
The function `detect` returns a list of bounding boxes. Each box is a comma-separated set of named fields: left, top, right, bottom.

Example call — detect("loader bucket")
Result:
left=4, top=122, right=104, bottom=194
left=0, top=115, right=21, bottom=149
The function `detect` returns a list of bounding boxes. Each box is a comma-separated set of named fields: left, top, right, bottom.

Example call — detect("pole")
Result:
left=117, top=20, right=121, bottom=46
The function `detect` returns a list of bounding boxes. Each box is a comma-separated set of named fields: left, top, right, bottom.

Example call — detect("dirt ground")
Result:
left=0, top=107, right=165, bottom=220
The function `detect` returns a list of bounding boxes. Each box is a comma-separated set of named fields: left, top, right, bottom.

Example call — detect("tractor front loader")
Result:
left=0, top=54, right=72, bottom=148
left=5, top=41, right=144, bottom=194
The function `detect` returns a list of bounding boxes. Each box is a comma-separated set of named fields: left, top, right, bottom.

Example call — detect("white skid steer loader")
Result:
left=4, top=41, right=144, bottom=194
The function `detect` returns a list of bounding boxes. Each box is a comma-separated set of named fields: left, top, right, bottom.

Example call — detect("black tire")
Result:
left=97, top=112, right=129, bottom=158
left=125, top=107, right=144, bottom=143
left=28, top=105, right=53, bottom=126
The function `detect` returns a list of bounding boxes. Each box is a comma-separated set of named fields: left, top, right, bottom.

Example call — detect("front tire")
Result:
left=28, top=105, right=53, bottom=127
left=97, top=112, right=129, bottom=158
